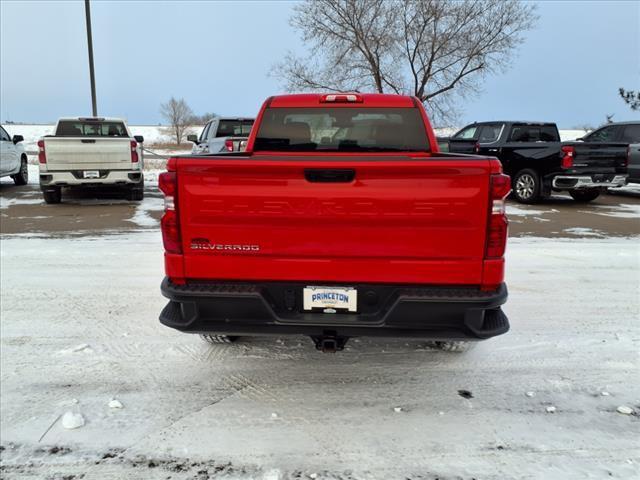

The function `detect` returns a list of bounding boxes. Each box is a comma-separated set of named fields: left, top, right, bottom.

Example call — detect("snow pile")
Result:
left=61, top=411, right=85, bottom=430
left=587, top=203, right=640, bottom=219
left=127, top=196, right=164, bottom=227
left=0, top=195, right=42, bottom=209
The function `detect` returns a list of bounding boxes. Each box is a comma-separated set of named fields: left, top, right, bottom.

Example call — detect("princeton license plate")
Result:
left=83, top=170, right=100, bottom=179
left=303, top=286, right=357, bottom=312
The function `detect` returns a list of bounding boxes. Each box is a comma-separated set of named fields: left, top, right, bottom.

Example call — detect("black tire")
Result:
left=42, top=188, right=62, bottom=204
left=126, top=177, right=144, bottom=201
left=512, top=169, right=541, bottom=204
left=427, top=340, right=474, bottom=352
left=11, top=156, right=28, bottom=186
left=127, top=187, right=144, bottom=201
left=569, top=189, right=600, bottom=202
left=199, top=334, right=238, bottom=345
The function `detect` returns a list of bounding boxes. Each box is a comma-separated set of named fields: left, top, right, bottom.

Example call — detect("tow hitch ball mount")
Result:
left=311, top=333, right=349, bottom=353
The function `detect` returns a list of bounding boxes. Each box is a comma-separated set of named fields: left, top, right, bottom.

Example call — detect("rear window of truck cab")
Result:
left=254, top=108, right=429, bottom=152
left=56, top=121, right=128, bottom=137
left=508, top=124, right=559, bottom=142
left=216, top=120, right=254, bottom=138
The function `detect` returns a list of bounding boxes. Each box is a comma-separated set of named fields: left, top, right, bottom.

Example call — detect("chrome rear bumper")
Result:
left=552, top=175, right=627, bottom=190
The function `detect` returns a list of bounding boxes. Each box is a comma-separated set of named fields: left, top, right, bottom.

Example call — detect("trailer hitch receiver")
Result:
left=311, top=333, right=349, bottom=353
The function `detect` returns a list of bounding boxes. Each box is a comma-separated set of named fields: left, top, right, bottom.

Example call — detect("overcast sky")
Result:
left=1, top=0, right=638, bottom=127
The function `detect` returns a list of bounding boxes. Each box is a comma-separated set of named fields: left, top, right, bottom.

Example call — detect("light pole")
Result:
left=84, top=0, right=98, bottom=116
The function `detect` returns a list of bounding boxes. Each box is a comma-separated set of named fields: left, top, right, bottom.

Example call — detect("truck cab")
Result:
left=187, top=117, right=254, bottom=154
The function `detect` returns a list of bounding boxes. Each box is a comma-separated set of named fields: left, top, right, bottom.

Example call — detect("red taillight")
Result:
left=130, top=140, right=139, bottom=163
left=161, top=210, right=181, bottom=254
left=486, top=214, right=508, bottom=258
left=224, top=139, right=234, bottom=152
left=474, top=142, right=480, bottom=154
left=37, top=140, right=46, bottom=164
left=485, top=173, right=511, bottom=259
left=320, top=94, right=363, bottom=103
left=159, top=171, right=176, bottom=197
left=561, top=145, right=574, bottom=169
left=159, top=171, right=181, bottom=254
left=491, top=173, right=511, bottom=200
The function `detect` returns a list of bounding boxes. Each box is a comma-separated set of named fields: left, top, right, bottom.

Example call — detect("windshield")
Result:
left=254, top=107, right=429, bottom=152
left=56, top=121, right=128, bottom=137
left=216, top=120, right=254, bottom=138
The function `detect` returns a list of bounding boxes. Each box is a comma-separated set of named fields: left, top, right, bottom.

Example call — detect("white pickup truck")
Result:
left=187, top=117, right=254, bottom=154
left=0, top=126, right=28, bottom=185
left=37, top=117, right=145, bottom=204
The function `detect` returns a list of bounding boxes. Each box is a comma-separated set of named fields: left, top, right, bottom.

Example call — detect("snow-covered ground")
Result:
left=3, top=124, right=588, bottom=153
left=1, top=231, right=638, bottom=479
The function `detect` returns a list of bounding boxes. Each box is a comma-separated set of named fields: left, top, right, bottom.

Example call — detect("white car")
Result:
left=38, top=117, right=144, bottom=204
left=0, top=125, right=28, bottom=185
left=188, top=117, right=254, bottom=154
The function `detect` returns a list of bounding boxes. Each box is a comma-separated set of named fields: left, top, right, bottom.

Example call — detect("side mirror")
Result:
left=134, top=135, right=144, bottom=143
left=12, top=135, right=24, bottom=144
left=575, top=137, right=584, bottom=142
left=187, top=134, right=198, bottom=143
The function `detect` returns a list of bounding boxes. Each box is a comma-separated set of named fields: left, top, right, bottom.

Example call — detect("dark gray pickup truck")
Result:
left=578, top=121, right=639, bottom=184
left=446, top=121, right=628, bottom=203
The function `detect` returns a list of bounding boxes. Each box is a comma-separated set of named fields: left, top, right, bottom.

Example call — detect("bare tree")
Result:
left=188, top=112, right=218, bottom=125
left=619, top=87, right=640, bottom=111
left=160, top=97, right=194, bottom=144
left=273, top=0, right=537, bottom=123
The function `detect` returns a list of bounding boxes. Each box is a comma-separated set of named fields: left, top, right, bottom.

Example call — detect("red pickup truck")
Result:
left=158, top=93, right=510, bottom=351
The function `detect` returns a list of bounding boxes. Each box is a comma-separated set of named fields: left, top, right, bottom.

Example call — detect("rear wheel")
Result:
left=12, top=156, right=28, bottom=186
left=126, top=177, right=144, bottom=201
left=199, top=334, right=238, bottom=345
left=42, top=187, right=62, bottom=204
left=512, top=169, right=541, bottom=204
left=569, top=188, right=600, bottom=202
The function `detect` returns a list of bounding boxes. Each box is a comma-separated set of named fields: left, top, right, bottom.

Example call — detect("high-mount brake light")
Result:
left=130, top=140, right=139, bottom=163
left=485, top=173, right=511, bottom=259
left=159, top=171, right=181, bottom=254
left=320, top=94, right=363, bottom=103
left=37, top=140, right=46, bottom=164
left=561, top=145, right=575, bottom=169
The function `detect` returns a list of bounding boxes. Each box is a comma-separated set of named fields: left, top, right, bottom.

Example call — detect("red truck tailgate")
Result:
left=175, top=155, right=491, bottom=285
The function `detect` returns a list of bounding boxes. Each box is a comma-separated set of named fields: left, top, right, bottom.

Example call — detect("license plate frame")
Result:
left=83, top=170, right=100, bottom=179
left=303, top=286, right=357, bottom=312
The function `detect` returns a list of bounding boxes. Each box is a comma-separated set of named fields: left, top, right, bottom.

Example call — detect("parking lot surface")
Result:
left=1, top=181, right=639, bottom=479
left=1, top=181, right=639, bottom=238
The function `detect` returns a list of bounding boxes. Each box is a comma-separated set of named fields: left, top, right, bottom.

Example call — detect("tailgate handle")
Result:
left=304, top=169, right=355, bottom=183
left=81, top=139, right=96, bottom=143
